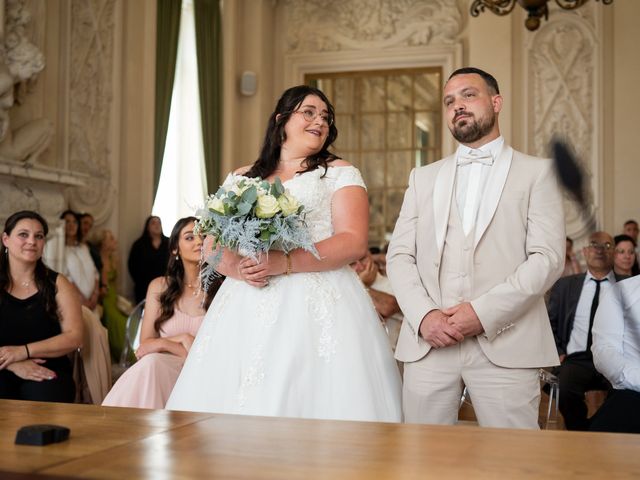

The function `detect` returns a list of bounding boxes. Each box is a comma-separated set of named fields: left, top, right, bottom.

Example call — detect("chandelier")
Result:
left=470, top=0, right=613, bottom=31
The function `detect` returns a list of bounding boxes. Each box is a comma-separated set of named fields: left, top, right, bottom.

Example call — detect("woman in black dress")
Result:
left=0, top=210, right=83, bottom=402
left=128, top=216, right=169, bottom=303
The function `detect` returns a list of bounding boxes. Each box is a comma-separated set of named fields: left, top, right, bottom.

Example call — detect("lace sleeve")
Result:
left=332, top=166, right=367, bottom=192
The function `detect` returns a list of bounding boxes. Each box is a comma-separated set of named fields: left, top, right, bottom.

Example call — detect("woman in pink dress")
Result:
left=102, top=217, right=220, bottom=409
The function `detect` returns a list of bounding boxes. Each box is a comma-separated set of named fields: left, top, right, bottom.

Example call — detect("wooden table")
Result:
left=0, top=400, right=638, bottom=479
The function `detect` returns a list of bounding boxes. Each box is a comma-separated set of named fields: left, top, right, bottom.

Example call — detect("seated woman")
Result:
left=60, top=210, right=100, bottom=311
left=613, top=234, right=639, bottom=277
left=102, top=217, right=220, bottom=409
left=0, top=210, right=83, bottom=402
left=89, top=229, right=127, bottom=361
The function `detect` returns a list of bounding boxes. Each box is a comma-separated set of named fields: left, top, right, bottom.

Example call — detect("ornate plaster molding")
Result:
left=67, top=0, right=117, bottom=224
left=523, top=6, right=602, bottom=241
left=282, top=0, right=462, bottom=53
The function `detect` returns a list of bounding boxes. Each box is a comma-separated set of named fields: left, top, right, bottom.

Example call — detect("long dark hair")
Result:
left=139, top=215, right=165, bottom=245
left=60, top=209, right=81, bottom=244
left=1, top=210, right=59, bottom=321
left=245, top=85, right=341, bottom=180
left=154, top=217, right=221, bottom=332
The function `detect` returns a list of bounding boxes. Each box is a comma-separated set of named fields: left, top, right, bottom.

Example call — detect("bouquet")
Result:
left=195, top=175, right=319, bottom=283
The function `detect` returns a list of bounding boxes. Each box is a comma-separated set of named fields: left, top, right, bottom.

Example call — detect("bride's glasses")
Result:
left=290, top=108, right=334, bottom=126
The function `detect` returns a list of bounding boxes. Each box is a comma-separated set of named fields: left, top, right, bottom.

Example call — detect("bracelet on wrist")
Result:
left=284, top=253, right=292, bottom=275
left=24, top=344, right=30, bottom=359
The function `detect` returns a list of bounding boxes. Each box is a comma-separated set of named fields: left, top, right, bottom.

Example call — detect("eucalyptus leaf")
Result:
left=273, top=177, right=284, bottom=196
left=236, top=201, right=252, bottom=216
left=242, top=185, right=258, bottom=204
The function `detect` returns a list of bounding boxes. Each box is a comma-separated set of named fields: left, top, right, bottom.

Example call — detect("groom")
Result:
left=386, top=67, right=565, bottom=428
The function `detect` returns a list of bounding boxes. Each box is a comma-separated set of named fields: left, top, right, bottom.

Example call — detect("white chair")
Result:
left=539, top=369, right=560, bottom=428
left=119, top=300, right=145, bottom=369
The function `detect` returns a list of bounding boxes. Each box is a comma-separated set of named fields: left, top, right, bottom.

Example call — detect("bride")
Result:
left=166, top=85, right=402, bottom=422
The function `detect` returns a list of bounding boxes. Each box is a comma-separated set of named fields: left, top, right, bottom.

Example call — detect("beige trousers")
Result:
left=402, top=337, right=540, bottom=429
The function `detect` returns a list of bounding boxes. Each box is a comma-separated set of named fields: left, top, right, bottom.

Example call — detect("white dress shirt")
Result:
left=592, top=276, right=640, bottom=391
left=455, top=136, right=504, bottom=235
left=566, top=270, right=616, bottom=355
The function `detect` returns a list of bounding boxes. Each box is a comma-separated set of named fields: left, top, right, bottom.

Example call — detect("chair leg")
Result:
left=459, top=386, right=468, bottom=410
left=538, top=369, right=560, bottom=429
left=544, top=383, right=560, bottom=428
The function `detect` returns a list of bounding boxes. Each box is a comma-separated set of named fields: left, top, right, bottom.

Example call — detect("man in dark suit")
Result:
left=548, top=231, right=623, bottom=430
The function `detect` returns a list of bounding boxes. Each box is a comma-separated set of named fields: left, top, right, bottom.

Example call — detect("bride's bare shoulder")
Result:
left=328, top=159, right=353, bottom=168
left=233, top=165, right=252, bottom=175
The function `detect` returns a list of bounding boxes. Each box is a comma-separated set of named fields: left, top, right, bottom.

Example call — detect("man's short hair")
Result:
left=447, top=67, right=500, bottom=95
left=624, top=219, right=638, bottom=227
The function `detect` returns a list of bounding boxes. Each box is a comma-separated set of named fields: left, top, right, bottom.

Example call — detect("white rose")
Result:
left=277, top=191, right=300, bottom=216
left=206, top=196, right=225, bottom=214
left=255, top=194, right=281, bottom=218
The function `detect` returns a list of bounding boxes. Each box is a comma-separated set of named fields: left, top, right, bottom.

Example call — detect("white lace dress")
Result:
left=166, top=166, right=403, bottom=422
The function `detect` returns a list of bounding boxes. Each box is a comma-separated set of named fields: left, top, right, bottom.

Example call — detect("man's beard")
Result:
left=450, top=112, right=495, bottom=144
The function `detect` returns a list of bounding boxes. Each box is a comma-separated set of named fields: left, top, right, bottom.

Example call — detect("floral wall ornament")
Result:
left=282, top=0, right=462, bottom=53
left=470, top=0, right=613, bottom=31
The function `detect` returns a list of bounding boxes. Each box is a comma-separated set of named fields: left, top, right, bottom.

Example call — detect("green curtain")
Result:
left=153, top=0, right=182, bottom=196
left=194, top=0, right=222, bottom=193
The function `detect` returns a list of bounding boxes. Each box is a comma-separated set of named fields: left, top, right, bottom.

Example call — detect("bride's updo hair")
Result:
left=244, top=85, right=341, bottom=180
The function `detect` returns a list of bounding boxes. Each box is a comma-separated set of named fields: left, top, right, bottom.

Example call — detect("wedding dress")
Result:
left=166, top=166, right=402, bottom=422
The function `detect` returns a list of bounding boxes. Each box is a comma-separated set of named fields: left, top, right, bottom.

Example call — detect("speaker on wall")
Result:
left=240, top=71, right=257, bottom=96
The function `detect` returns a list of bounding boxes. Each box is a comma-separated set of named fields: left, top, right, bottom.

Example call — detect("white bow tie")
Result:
left=457, top=151, right=494, bottom=166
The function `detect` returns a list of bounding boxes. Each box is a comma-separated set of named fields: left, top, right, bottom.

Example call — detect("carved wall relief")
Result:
left=281, top=0, right=462, bottom=53
left=67, top=0, right=117, bottom=224
left=524, top=5, right=601, bottom=241
left=0, top=0, right=52, bottom=165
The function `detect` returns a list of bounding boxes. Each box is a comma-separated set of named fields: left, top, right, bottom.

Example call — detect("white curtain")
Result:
left=153, top=0, right=207, bottom=236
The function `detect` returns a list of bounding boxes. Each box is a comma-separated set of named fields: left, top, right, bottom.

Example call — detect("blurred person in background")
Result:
left=563, top=237, right=582, bottom=277
left=90, top=229, right=128, bottom=362
left=60, top=210, right=100, bottom=311
left=613, top=234, right=639, bottom=277
left=128, top=216, right=169, bottom=303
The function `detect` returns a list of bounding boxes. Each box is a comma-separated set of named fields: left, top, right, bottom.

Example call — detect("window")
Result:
left=152, top=0, right=207, bottom=235
left=307, top=68, right=442, bottom=247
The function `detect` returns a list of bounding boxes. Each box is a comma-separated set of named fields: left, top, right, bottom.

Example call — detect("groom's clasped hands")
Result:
left=419, top=302, right=484, bottom=348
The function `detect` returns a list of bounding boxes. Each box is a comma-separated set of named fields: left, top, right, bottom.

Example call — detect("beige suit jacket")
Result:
left=386, top=145, right=564, bottom=368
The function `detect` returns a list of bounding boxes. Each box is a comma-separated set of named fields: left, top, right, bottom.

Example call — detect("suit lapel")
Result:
left=433, top=155, right=457, bottom=256
left=473, top=145, right=513, bottom=248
